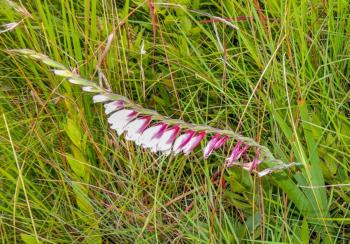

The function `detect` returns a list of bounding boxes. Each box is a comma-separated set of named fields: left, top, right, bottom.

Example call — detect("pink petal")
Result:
left=182, top=131, right=206, bottom=155
left=249, top=148, right=262, bottom=171
left=173, top=130, right=195, bottom=155
left=242, top=162, right=254, bottom=171
left=157, top=126, right=180, bottom=153
left=214, top=135, right=229, bottom=149
left=104, top=100, right=124, bottom=115
left=203, top=133, right=221, bottom=159
left=226, top=141, right=249, bottom=166
left=124, top=116, right=152, bottom=142
left=237, top=149, right=262, bottom=172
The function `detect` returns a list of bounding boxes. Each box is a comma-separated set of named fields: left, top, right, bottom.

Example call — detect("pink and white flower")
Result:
left=20, top=48, right=280, bottom=177
left=214, top=135, right=229, bottom=149
left=0, top=22, right=20, bottom=33
left=182, top=131, right=206, bottom=155
left=124, top=116, right=152, bottom=143
left=139, top=123, right=168, bottom=151
left=104, top=100, right=125, bottom=115
left=226, top=141, right=249, bottom=167
left=242, top=148, right=262, bottom=171
left=108, top=109, right=139, bottom=135
left=203, top=133, right=221, bottom=159
left=173, top=130, right=195, bottom=155
left=156, top=126, right=181, bottom=155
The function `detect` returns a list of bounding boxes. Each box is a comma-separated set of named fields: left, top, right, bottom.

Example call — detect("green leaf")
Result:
left=72, top=182, right=94, bottom=215
left=301, top=218, right=309, bottom=244
left=245, top=213, right=261, bottom=233
left=179, top=15, right=192, bottom=33
left=271, top=111, right=315, bottom=215
left=64, top=118, right=82, bottom=148
left=298, top=100, right=328, bottom=210
left=66, top=152, right=88, bottom=181
left=20, top=234, right=42, bottom=244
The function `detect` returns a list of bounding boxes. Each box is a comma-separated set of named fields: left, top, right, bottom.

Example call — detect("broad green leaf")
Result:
left=64, top=118, right=82, bottom=148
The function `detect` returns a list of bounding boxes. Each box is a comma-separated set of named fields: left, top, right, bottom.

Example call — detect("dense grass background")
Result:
left=1, top=0, right=350, bottom=243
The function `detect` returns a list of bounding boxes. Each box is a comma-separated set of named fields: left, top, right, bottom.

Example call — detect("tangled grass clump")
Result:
left=2, top=0, right=350, bottom=242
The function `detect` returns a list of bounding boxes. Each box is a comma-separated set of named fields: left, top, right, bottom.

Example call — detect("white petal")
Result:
left=163, top=149, right=171, bottom=156
left=93, top=94, right=110, bottom=103
left=110, top=120, right=130, bottom=135
left=125, top=131, right=142, bottom=142
left=150, top=146, right=158, bottom=153
left=135, top=137, right=143, bottom=146
left=108, top=109, right=133, bottom=124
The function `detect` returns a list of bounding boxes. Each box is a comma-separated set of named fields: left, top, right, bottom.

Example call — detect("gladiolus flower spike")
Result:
left=11, top=49, right=298, bottom=177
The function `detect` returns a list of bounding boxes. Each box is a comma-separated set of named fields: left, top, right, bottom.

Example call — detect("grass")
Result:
left=0, top=0, right=350, bottom=243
